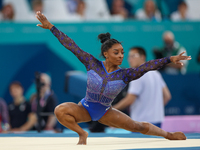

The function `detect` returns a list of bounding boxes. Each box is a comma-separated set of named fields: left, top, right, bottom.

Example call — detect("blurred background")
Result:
left=0, top=0, right=200, bottom=133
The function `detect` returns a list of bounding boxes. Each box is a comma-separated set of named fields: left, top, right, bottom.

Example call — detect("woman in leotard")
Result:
left=36, top=11, right=191, bottom=145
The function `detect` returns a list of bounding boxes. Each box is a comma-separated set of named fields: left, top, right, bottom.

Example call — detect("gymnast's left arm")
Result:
left=123, top=51, right=191, bottom=83
left=35, top=11, right=93, bottom=69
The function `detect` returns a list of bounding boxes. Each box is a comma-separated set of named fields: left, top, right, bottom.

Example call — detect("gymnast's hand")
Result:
left=35, top=11, right=53, bottom=30
left=170, top=51, right=191, bottom=66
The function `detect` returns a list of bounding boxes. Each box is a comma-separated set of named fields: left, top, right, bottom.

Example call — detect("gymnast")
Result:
left=36, top=11, right=191, bottom=145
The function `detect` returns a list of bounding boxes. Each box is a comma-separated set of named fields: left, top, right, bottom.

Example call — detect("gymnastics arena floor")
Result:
left=0, top=128, right=200, bottom=150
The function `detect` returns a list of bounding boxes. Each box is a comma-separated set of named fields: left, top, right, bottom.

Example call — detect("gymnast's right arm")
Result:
left=35, top=11, right=93, bottom=68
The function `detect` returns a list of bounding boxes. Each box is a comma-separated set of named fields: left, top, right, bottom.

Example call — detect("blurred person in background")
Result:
left=75, top=0, right=85, bottom=18
left=110, top=0, right=128, bottom=19
left=135, top=0, right=161, bottom=21
left=0, top=98, right=10, bottom=133
left=153, top=31, right=188, bottom=75
left=171, top=1, right=191, bottom=21
left=28, top=0, right=43, bottom=21
left=31, top=73, right=57, bottom=131
left=81, top=0, right=111, bottom=21
left=0, top=3, right=14, bottom=21
left=2, top=0, right=30, bottom=21
left=66, top=0, right=86, bottom=20
left=32, top=0, right=43, bottom=13
left=114, top=47, right=171, bottom=128
left=8, top=81, right=37, bottom=132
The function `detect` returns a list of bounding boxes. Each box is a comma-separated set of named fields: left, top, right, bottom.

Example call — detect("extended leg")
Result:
left=54, top=102, right=91, bottom=144
left=99, top=108, right=186, bottom=140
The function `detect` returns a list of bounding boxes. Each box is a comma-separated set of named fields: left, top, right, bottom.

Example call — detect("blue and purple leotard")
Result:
left=50, top=26, right=171, bottom=121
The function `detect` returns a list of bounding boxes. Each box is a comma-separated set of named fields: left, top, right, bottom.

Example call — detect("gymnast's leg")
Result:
left=98, top=107, right=186, bottom=140
left=54, top=102, right=91, bottom=145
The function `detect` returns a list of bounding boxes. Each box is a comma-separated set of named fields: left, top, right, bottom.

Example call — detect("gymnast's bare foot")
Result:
left=165, top=132, right=186, bottom=140
left=77, top=131, right=88, bottom=145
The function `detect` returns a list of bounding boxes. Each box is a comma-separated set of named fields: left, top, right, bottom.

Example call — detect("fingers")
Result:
left=36, top=24, right=43, bottom=28
left=179, top=51, right=186, bottom=56
left=36, top=11, right=46, bottom=21
left=35, top=15, right=42, bottom=22
left=176, top=62, right=183, bottom=66
left=180, top=55, right=192, bottom=60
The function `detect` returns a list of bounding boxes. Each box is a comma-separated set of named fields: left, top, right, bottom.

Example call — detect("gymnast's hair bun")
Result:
left=98, top=32, right=111, bottom=44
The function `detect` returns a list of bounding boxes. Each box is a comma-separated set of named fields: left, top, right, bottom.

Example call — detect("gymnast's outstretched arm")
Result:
left=35, top=11, right=95, bottom=69
left=123, top=52, right=191, bottom=83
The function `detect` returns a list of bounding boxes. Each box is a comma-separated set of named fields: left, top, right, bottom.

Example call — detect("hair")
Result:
left=40, top=73, right=51, bottom=86
left=163, top=31, right=174, bottom=40
left=129, top=46, right=146, bottom=57
left=2, top=4, right=15, bottom=20
left=179, top=1, right=187, bottom=7
left=32, top=0, right=43, bottom=6
left=98, top=32, right=121, bottom=58
left=9, top=81, right=23, bottom=89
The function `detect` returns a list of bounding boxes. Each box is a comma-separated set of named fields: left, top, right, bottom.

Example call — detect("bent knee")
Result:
left=54, top=105, right=63, bottom=118
left=54, top=103, right=74, bottom=117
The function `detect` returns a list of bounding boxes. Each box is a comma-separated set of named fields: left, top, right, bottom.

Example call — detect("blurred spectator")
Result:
left=76, top=0, right=85, bottom=18
left=66, top=0, right=86, bottom=20
left=30, top=0, right=69, bottom=22
left=185, top=0, right=200, bottom=20
left=67, top=0, right=111, bottom=21
left=31, top=0, right=43, bottom=13
left=106, top=0, right=133, bottom=20
left=84, top=0, right=111, bottom=21
left=153, top=31, right=188, bottom=75
left=114, top=47, right=171, bottom=128
left=8, top=81, right=37, bottom=132
left=171, top=1, right=191, bottom=21
left=110, top=0, right=128, bottom=19
left=135, top=0, right=161, bottom=21
left=31, top=73, right=57, bottom=130
left=28, top=0, right=44, bottom=21
left=3, top=0, right=30, bottom=21
left=156, top=0, right=183, bottom=20
left=0, top=98, right=9, bottom=132
left=0, top=3, right=14, bottom=21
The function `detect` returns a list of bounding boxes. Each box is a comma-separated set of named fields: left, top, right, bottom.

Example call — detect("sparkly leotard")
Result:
left=51, top=26, right=171, bottom=121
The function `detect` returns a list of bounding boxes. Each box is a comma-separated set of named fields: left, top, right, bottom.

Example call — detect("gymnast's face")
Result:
left=104, top=43, right=124, bottom=66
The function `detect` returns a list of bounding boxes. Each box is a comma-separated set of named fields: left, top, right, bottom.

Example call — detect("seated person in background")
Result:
left=135, top=0, right=161, bottom=21
left=0, top=3, right=14, bottom=21
left=114, top=47, right=171, bottom=128
left=110, top=0, right=128, bottom=19
left=8, top=81, right=37, bottom=132
left=32, top=0, right=43, bottom=13
left=31, top=73, right=57, bottom=130
left=75, top=0, right=85, bottom=18
left=28, top=0, right=43, bottom=21
left=66, top=0, right=86, bottom=20
left=0, top=98, right=10, bottom=132
left=171, top=1, right=191, bottom=21
left=153, top=31, right=188, bottom=75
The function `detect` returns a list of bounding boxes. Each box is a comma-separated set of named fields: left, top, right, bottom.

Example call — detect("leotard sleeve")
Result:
left=50, top=26, right=97, bottom=70
left=123, top=57, right=171, bottom=84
